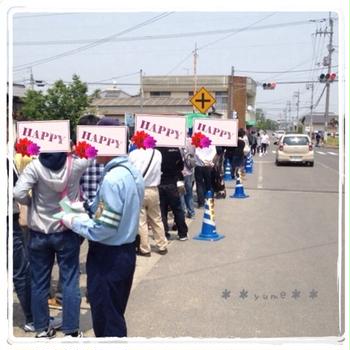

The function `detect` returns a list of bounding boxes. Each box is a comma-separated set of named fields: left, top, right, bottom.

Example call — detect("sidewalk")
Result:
left=12, top=217, right=195, bottom=338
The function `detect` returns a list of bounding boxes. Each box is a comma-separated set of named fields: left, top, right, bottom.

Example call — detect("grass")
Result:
left=325, top=136, right=339, bottom=147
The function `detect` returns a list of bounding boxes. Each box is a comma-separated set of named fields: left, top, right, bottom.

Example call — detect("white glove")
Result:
left=69, top=201, right=86, bottom=213
left=62, top=213, right=89, bottom=230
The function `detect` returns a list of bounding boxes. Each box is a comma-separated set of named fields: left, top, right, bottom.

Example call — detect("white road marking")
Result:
left=272, top=150, right=276, bottom=154
left=327, top=151, right=338, bottom=156
left=316, top=151, right=326, bottom=155
left=317, top=160, right=339, bottom=174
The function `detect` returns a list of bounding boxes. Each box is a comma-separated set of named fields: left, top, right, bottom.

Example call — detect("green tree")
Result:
left=21, top=74, right=91, bottom=134
left=255, top=108, right=278, bottom=131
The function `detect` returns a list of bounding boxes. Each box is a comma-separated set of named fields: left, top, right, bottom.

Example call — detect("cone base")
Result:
left=230, top=193, right=249, bottom=199
left=193, top=233, right=225, bottom=241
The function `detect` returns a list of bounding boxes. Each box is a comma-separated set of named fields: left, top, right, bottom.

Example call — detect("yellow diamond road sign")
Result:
left=190, top=87, right=216, bottom=114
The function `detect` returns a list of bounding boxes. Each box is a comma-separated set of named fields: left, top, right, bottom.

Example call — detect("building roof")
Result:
left=302, top=112, right=338, bottom=124
left=92, top=96, right=192, bottom=107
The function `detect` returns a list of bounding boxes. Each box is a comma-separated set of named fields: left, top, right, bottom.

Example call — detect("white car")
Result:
left=275, top=134, right=314, bottom=167
left=273, top=130, right=286, bottom=141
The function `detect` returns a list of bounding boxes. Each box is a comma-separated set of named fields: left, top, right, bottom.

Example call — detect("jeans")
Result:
left=194, top=166, right=213, bottom=207
left=180, top=174, right=195, bottom=217
left=12, top=216, right=32, bottom=324
left=159, top=183, right=188, bottom=238
left=28, top=229, right=81, bottom=333
left=87, top=241, right=136, bottom=337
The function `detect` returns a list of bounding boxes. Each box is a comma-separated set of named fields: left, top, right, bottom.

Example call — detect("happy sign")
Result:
left=135, top=114, right=186, bottom=147
left=193, top=119, right=238, bottom=146
left=16, top=120, right=70, bottom=152
left=77, top=125, right=127, bottom=156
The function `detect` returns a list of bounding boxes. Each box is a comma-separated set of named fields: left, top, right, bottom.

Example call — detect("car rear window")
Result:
left=283, top=136, right=309, bottom=145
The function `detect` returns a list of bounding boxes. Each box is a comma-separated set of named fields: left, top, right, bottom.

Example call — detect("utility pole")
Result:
left=315, top=13, right=334, bottom=141
left=227, top=66, right=234, bottom=119
left=29, top=67, right=34, bottom=90
left=193, top=42, right=198, bottom=96
left=139, top=69, right=144, bottom=112
left=286, top=100, right=292, bottom=131
left=294, top=90, right=300, bottom=132
left=324, top=13, right=334, bottom=141
left=306, top=83, right=315, bottom=137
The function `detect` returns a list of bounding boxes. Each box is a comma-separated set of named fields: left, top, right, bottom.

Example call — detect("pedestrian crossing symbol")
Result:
left=190, top=87, right=216, bottom=114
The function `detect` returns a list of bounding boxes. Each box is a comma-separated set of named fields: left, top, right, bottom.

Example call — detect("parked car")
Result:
left=275, top=134, right=314, bottom=166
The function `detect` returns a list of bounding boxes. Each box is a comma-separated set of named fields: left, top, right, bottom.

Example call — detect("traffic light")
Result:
left=319, top=73, right=336, bottom=83
left=262, top=82, right=276, bottom=90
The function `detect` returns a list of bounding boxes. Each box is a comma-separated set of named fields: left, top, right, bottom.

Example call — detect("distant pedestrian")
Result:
left=250, top=131, right=257, bottom=155
left=261, top=131, right=270, bottom=155
left=315, top=133, right=321, bottom=147
left=257, top=132, right=262, bottom=156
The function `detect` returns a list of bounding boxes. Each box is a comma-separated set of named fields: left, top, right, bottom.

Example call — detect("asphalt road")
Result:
left=126, top=146, right=343, bottom=338
left=12, top=145, right=344, bottom=341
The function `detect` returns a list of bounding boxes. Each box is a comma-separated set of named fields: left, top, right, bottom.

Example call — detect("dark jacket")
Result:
left=224, top=139, right=245, bottom=159
left=157, top=147, right=184, bottom=185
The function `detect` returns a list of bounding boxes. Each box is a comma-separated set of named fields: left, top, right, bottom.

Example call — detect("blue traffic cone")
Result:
left=194, top=191, right=224, bottom=241
left=245, top=154, right=253, bottom=174
left=230, top=175, right=249, bottom=199
left=223, top=159, right=233, bottom=181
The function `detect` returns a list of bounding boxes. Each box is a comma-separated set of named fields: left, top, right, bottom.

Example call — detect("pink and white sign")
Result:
left=193, top=119, right=238, bottom=146
left=135, top=114, right=186, bottom=147
left=77, top=126, right=127, bottom=156
left=16, top=120, right=70, bottom=152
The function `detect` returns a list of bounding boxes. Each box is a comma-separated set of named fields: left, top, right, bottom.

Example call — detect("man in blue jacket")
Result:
left=62, top=117, right=144, bottom=337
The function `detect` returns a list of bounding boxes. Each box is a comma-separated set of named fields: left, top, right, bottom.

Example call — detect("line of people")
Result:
left=9, top=116, right=260, bottom=339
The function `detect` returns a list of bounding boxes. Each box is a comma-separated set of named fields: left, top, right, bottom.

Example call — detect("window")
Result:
left=150, top=91, right=171, bottom=97
left=283, top=136, right=309, bottom=145
left=215, top=92, right=228, bottom=108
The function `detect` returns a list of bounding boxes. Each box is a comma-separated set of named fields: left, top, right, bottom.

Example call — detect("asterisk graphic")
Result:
left=222, top=289, right=231, bottom=299
left=239, top=289, right=249, bottom=300
left=291, top=289, right=301, bottom=299
left=309, top=289, right=318, bottom=299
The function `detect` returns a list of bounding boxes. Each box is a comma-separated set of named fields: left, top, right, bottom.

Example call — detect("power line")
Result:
left=14, top=13, right=76, bottom=19
left=197, top=13, right=276, bottom=51
left=236, top=65, right=338, bottom=74
left=13, top=12, right=174, bottom=71
left=13, top=18, right=325, bottom=46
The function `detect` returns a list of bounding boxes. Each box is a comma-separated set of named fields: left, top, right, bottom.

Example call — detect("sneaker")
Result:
left=24, top=317, right=62, bottom=332
left=137, top=251, right=151, bottom=257
left=48, top=297, right=62, bottom=310
left=36, top=328, right=56, bottom=339
left=179, top=236, right=189, bottom=241
left=158, top=249, right=168, bottom=255
left=24, top=322, right=35, bottom=332
left=49, top=316, right=62, bottom=330
left=64, top=331, right=84, bottom=338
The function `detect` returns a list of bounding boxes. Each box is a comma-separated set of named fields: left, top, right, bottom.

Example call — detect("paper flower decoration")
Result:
left=74, top=141, right=98, bottom=159
left=131, top=131, right=157, bottom=149
left=15, top=138, right=41, bottom=156
left=191, top=132, right=212, bottom=148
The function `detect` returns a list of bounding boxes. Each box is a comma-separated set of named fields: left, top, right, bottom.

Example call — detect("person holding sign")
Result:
left=14, top=151, right=89, bottom=338
left=61, top=117, right=145, bottom=337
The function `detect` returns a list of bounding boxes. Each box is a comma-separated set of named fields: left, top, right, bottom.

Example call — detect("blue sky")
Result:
left=12, top=11, right=340, bottom=121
